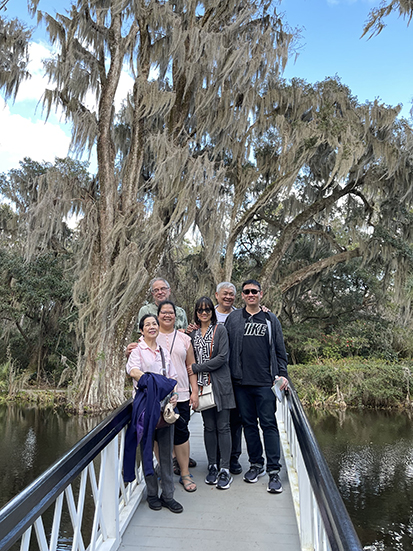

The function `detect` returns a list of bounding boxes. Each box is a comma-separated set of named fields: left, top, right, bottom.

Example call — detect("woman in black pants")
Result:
left=188, top=296, right=236, bottom=490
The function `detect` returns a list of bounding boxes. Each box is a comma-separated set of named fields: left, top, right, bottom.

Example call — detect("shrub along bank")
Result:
left=2, top=358, right=412, bottom=411
left=288, top=358, right=413, bottom=409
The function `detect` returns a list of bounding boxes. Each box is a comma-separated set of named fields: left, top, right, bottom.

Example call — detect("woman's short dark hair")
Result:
left=139, top=314, right=159, bottom=332
left=157, top=300, right=177, bottom=316
left=194, top=296, right=217, bottom=326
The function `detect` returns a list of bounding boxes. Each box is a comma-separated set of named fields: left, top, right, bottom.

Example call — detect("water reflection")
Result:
left=0, top=403, right=105, bottom=510
left=307, top=408, right=413, bottom=550
left=2, top=403, right=413, bottom=550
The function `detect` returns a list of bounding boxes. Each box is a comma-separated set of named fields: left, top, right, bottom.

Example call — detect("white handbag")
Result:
left=195, top=376, right=216, bottom=411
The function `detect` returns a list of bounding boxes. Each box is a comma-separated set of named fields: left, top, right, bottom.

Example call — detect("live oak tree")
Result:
left=0, top=12, right=31, bottom=101
left=363, top=0, right=413, bottom=40
left=191, top=75, right=413, bottom=306
left=363, top=1, right=413, bottom=119
left=0, top=159, right=81, bottom=383
left=25, top=0, right=292, bottom=411
left=11, top=1, right=413, bottom=409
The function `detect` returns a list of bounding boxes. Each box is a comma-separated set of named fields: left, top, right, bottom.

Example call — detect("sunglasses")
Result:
left=242, top=288, right=259, bottom=295
left=197, top=307, right=212, bottom=314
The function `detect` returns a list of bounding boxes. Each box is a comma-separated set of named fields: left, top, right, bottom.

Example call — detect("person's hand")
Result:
left=126, top=342, right=138, bottom=358
left=170, top=393, right=178, bottom=407
left=277, top=376, right=289, bottom=390
left=187, top=364, right=194, bottom=376
left=261, top=305, right=271, bottom=313
left=190, top=390, right=199, bottom=410
left=186, top=322, right=199, bottom=334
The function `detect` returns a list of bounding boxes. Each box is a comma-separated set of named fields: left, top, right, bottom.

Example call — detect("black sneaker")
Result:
left=216, top=469, right=233, bottom=490
left=243, top=464, right=265, bottom=483
left=160, top=496, right=184, bottom=513
left=205, top=464, right=219, bottom=485
left=147, top=495, right=162, bottom=511
left=229, top=459, right=242, bottom=475
left=267, top=472, right=283, bottom=493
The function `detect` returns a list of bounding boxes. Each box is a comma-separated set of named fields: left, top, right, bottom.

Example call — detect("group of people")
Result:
left=123, top=277, right=289, bottom=514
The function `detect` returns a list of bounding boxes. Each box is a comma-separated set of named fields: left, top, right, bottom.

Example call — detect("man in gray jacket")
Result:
left=225, top=279, right=288, bottom=493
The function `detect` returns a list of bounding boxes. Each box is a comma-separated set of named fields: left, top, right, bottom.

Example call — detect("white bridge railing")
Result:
left=0, top=399, right=144, bottom=551
left=277, top=383, right=362, bottom=551
left=0, top=387, right=362, bottom=551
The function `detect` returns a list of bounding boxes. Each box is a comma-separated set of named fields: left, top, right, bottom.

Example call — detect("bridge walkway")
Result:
left=119, top=411, right=301, bottom=551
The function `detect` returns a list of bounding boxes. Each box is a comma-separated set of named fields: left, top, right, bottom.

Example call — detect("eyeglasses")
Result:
left=159, top=311, right=175, bottom=316
left=152, top=286, right=169, bottom=294
left=242, top=288, right=259, bottom=295
left=197, top=307, right=212, bottom=314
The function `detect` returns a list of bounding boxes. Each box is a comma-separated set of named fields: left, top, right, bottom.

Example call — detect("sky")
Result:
left=0, top=0, right=412, bottom=175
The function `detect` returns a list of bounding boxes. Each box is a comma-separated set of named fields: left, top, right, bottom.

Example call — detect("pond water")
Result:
left=307, top=407, right=413, bottom=550
left=1, top=403, right=413, bottom=550
left=0, top=403, right=105, bottom=510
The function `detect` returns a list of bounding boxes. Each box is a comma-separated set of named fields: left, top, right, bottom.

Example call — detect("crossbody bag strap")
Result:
left=207, top=325, right=218, bottom=384
left=209, top=325, right=218, bottom=358
left=169, top=330, right=177, bottom=355
left=159, top=345, right=167, bottom=376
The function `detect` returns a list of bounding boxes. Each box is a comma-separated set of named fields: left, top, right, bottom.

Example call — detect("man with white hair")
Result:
left=214, top=282, right=243, bottom=475
left=138, top=277, right=188, bottom=330
left=214, top=281, right=237, bottom=323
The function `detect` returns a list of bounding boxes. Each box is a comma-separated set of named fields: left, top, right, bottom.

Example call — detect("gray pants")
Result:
left=144, top=424, right=175, bottom=500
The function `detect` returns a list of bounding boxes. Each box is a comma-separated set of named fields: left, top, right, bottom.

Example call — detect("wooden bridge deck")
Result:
left=119, top=411, right=302, bottom=551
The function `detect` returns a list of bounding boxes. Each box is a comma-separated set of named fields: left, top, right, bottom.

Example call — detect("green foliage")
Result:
left=289, top=358, right=412, bottom=408
left=284, top=320, right=395, bottom=363
left=280, top=255, right=404, bottom=363
left=0, top=249, right=77, bottom=380
left=0, top=361, right=9, bottom=392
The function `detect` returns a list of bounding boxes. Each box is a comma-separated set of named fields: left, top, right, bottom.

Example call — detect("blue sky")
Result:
left=1, top=0, right=412, bottom=174
left=282, top=0, right=413, bottom=117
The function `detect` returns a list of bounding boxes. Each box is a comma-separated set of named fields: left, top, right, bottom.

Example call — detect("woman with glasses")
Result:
left=157, top=300, right=198, bottom=492
left=187, top=296, right=236, bottom=490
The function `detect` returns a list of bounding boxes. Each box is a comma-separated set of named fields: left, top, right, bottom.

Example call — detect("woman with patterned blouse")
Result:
left=187, top=296, right=236, bottom=490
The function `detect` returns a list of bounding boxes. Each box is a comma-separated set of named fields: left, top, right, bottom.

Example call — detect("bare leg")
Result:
left=175, top=441, right=196, bottom=491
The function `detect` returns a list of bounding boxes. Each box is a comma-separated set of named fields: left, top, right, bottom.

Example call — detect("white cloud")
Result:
left=15, top=42, right=54, bottom=105
left=115, top=70, right=135, bottom=110
left=0, top=41, right=72, bottom=173
left=18, top=40, right=135, bottom=110
left=0, top=102, right=71, bottom=173
left=0, top=38, right=135, bottom=174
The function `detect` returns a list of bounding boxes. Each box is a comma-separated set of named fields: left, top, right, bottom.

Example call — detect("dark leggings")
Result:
left=201, top=407, right=231, bottom=469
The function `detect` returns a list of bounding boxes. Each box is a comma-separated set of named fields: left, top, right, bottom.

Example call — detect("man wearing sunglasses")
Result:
left=137, top=277, right=188, bottom=330
left=225, top=279, right=288, bottom=494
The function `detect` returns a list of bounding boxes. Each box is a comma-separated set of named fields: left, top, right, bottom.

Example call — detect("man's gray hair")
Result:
left=150, top=277, right=170, bottom=291
left=216, top=281, right=236, bottom=293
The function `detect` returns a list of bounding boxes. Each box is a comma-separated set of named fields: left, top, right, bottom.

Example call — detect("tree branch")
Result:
left=279, top=248, right=362, bottom=293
